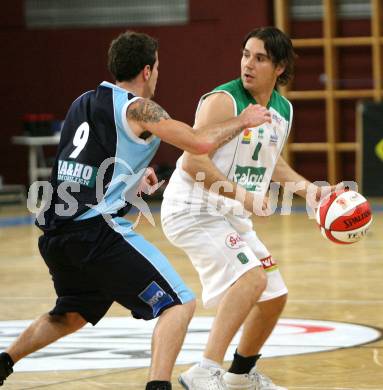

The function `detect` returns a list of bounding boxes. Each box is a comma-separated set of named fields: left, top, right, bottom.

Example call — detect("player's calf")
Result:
left=0, top=352, right=14, bottom=386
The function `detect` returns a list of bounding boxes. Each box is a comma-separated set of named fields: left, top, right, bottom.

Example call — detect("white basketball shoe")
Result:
left=223, top=367, right=287, bottom=390
left=179, top=364, right=228, bottom=390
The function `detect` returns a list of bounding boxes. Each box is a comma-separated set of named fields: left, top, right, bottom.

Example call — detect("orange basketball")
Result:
left=315, top=190, right=372, bottom=244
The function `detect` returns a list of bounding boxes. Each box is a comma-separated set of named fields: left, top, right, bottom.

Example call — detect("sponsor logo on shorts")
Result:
left=138, top=281, right=174, bottom=317
left=237, top=252, right=249, bottom=264
left=225, top=232, right=246, bottom=249
left=260, top=256, right=278, bottom=272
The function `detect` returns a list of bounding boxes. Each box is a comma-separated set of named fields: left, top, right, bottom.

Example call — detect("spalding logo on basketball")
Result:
left=316, top=190, right=372, bottom=244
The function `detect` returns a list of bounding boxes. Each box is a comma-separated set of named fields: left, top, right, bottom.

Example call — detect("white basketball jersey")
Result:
left=163, top=79, right=293, bottom=213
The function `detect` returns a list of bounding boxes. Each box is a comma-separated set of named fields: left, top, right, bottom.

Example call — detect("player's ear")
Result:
left=275, top=62, right=285, bottom=77
left=143, top=65, right=152, bottom=81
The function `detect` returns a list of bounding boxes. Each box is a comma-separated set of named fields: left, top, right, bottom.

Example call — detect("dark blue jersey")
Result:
left=37, top=81, right=160, bottom=232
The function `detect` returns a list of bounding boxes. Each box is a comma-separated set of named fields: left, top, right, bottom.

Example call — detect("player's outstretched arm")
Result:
left=181, top=92, right=269, bottom=215
left=272, top=156, right=314, bottom=198
left=273, top=156, right=345, bottom=210
left=126, top=98, right=271, bottom=155
left=194, top=101, right=271, bottom=151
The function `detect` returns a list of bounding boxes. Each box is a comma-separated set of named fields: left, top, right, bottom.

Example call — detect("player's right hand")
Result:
left=240, top=104, right=272, bottom=129
left=244, top=193, right=271, bottom=217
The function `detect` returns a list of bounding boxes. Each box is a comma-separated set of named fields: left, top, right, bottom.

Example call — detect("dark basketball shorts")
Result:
left=38, top=215, right=195, bottom=325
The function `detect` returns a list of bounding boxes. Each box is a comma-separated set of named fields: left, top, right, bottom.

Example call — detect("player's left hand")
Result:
left=308, top=182, right=346, bottom=210
left=315, top=182, right=346, bottom=202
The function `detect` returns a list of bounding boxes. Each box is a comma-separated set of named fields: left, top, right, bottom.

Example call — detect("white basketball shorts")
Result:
left=161, top=199, right=288, bottom=308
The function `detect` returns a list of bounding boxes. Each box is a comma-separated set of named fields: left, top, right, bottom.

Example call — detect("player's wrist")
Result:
left=237, top=111, right=251, bottom=129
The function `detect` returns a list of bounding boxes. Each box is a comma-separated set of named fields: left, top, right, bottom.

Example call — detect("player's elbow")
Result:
left=194, top=142, right=215, bottom=155
left=187, top=136, right=216, bottom=155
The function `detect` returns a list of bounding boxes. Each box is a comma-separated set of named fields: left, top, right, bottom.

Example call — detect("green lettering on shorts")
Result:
left=237, top=252, right=249, bottom=264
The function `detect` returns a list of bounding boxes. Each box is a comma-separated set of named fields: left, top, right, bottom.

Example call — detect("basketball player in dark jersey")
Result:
left=0, top=31, right=271, bottom=390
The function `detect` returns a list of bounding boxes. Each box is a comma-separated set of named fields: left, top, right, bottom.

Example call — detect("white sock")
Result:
left=199, top=357, right=221, bottom=370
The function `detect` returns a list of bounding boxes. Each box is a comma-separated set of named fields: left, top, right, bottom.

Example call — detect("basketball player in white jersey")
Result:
left=161, top=27, right=335, bottom=390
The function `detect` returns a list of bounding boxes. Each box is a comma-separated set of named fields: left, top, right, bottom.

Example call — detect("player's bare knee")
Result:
left=237, top=267, right=267, bottom=303
left=259, top=293, right=288, bottom=318
left=253, top=267, right=267, bottom=294
left=275, top=293, right=288, bottom=313
left=278, top=293, right=288, bottom=307
left=48, top=312, right=86, bottom=332
left=176, top=300, right=196, bottom=320
left=164, top=300, right=195, bottom=322
left=268, top=293, right=287, bottom=315
left=65, top=312, right=87, bottom=330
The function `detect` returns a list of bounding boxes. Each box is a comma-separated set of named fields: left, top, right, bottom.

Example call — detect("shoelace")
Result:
left=250, top=370, right=273, bottom=386
left=212, top=369, right=227, bottom=388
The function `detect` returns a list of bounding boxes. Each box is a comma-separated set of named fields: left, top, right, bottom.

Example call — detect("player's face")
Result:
left=147, top=53, right=159, bottom=98
left=241, top=37, right=284, bottom=95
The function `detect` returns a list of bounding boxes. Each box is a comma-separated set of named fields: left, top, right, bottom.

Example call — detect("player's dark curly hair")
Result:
left=108, top=31, right=158, bottom=82
left=242, top=27, right=296, bottom=86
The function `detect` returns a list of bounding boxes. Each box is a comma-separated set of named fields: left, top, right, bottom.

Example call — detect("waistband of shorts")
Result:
left=43, top=214, right=108, bottom=236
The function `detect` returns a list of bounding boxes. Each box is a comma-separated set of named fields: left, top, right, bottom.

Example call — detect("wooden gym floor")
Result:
left=0, top=201, right=382, bottom=390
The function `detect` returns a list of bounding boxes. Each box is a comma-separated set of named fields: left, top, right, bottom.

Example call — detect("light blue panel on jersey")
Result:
left=111, top=216, right=195, bottom=305
left=76, top=82, right=160, bottom=220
